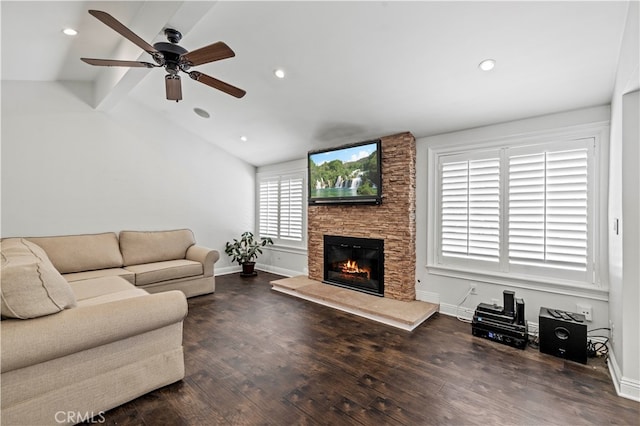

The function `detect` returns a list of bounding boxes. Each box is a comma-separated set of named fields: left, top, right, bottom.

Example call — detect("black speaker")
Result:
left=503, top=290, right=515, bottom=317
left=515, top=298, right=525, bottom=326
left=539, top=307, right=587, bottom=364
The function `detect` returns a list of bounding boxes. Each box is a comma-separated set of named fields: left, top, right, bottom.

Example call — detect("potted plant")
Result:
left=224, top=231, right=274, bottom=276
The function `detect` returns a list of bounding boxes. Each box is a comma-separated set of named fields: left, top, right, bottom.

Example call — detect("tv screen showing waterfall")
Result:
left=308, top=139, right=382, bottom=205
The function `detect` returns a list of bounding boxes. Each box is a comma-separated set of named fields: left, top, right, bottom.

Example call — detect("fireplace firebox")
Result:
left=323, top=235, right=384, bottom=297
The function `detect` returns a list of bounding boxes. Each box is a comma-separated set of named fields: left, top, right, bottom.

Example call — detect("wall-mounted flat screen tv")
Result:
left=308, top=139, right=382, bottom=205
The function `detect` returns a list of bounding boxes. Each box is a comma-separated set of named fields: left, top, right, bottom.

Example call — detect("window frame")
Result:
left=427, top=122, right=609, bottom=296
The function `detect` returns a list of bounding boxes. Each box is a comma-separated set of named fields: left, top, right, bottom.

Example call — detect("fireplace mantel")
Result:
left=307, top=132, right=416, bottom=301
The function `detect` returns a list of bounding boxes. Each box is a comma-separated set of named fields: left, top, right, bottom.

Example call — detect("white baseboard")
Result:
left=608, top=349, right=640, bottom=401
left=438, top=301, right=473, bottom=320
left=256, top=264, right=303, bottom=278
left=215, top=266, right=240, bottom=275
left=415, top=289, right=440, bottom=304
left=215, top=265, right=303, bottom=277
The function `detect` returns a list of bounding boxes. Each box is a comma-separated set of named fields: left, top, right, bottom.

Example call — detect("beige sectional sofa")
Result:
left=27, top=228, right=220, bottom=298
left=0, top=229, right=219, bottom=425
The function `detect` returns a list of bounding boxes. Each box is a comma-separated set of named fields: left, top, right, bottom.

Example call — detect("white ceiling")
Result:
left=1, top=1, right=630, bottom=166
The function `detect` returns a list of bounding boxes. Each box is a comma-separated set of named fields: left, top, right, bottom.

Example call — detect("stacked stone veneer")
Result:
left=307, top=132, right=416, bottom=301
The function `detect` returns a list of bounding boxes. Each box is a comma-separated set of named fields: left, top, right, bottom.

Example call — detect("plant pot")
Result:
left=241, top=261, right=257, bottom=277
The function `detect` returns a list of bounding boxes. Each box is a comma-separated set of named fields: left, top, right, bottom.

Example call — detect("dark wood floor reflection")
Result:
left=96, top=272, right=639, bottom=425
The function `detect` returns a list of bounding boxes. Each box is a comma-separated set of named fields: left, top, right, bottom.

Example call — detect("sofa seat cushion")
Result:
left=69, top=276, right=148, bottom=307
left=119, top=229, right=196, bottom=266
left=1, top=239, right=77, bottom=319
left=63, top=268, right=135, bottom=284
left=26, top=232, right=123, bottom=274
left=125, top=260, right=203, bottom=286
left=69, top=276, right=139, bottom=300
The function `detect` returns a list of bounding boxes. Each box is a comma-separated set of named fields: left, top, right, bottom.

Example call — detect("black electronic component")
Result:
left=503, top=290, right=515, bottom=317
left=515, top=298, right=525, bottom=326
left=476, top=302, right=505, bottom=315
left=471, top=317, right=528, bottom=349
left=539, top=307, right=587, bottom=364
left=472, top=291, right=527, bottom=350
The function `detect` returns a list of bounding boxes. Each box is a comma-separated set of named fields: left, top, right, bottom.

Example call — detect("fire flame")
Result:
left=339, top=259, right=370, bottom=279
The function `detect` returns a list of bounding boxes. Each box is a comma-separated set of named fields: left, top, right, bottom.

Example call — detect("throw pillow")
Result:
left=1, top=239, right=77, bottom=319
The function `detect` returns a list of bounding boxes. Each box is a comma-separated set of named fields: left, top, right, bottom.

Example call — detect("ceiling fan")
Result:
left=81, top=10, right=246, bottom=101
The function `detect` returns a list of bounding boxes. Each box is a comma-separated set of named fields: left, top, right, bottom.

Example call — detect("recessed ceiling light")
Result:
left=240, top=136, right=248, bottom=142
left=478, top=59, right=496, bottom=71
left=63, top=28, right=78, bottom=36
left=193, top=107, right=210, bottom=119
left=274, top=69, right=285, bottom=79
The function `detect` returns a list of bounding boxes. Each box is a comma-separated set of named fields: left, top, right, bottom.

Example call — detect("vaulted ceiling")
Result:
left=1, top=1, right=630, bottom=166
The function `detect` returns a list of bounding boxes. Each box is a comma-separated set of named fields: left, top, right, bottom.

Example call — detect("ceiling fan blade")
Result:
left=181, top=42, right=235, bottom=67
left=165, top=75, right=183, bottom=102
left=88, top=10, right=161, bottom=58
left=188, top=71, right=246, bottom=99
left=81, top=58, right=157, bottom=68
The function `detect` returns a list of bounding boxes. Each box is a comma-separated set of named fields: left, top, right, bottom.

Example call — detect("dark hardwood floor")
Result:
left=97, top=272, right=639, bottom=425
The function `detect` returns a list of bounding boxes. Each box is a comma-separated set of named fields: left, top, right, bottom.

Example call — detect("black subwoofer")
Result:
left=539, top=307, right=587, bottom=364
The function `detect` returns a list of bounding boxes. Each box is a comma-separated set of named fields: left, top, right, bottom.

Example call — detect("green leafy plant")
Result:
left=224, top=231, right=274, bottom=265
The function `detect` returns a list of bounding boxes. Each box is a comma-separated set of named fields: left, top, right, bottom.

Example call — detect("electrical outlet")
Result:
left=576, top=303, right=593, bottom=321
left=469, top=283, right=477, bottom=295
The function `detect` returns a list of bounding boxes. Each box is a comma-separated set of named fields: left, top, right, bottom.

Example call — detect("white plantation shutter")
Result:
left=258, top=172, right=305, bottom=245
left=279, top=176, right=304, bottom=241
left=441, top=161, right=468, bottom=257
left=259, top=178, right=279, bottom=238
left=508, top=148, right=588, bottom=271
left=441, top=157, right=500, bottom=262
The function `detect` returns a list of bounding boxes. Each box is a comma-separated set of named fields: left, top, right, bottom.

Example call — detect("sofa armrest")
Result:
left=185, top=245, right=219, bottom=277
left=1, top=290, right=187, bottom=373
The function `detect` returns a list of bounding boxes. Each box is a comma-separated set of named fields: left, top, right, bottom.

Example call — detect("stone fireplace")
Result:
left=308, top=132, right=416, bottom=301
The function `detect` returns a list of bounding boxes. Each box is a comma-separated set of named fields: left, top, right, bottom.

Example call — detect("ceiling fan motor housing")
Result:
left=153, top=42, right=188, bottom=73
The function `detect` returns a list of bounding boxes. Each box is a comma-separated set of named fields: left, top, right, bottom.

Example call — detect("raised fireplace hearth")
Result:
left=323, top=235, right=384, bottom=296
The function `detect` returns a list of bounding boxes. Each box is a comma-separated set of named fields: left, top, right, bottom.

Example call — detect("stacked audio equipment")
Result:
left=539, top=307, right=587, bottom=364
left=472, top=290, right=528, bottom=349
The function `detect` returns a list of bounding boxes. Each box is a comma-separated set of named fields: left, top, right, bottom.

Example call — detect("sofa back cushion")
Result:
left=1, top=239, right=77, bottom=319
left=119, top=229, right=196, bottom=266
left=26, top=233, right=123, bottom=274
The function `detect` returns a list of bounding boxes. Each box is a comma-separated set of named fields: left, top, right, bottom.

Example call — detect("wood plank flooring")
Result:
left=95, top=272, right=639, bottom=425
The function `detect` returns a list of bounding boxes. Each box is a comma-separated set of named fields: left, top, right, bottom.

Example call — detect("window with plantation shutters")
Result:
left=258, top=172, right=305, bottom=246
left=441, top=157, right=500, bottom=262
left=508, top=148, right=588, bottom=271
left=434, top=136, right=596, bottom=285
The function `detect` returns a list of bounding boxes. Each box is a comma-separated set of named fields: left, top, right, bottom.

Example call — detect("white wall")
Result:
left=415, top=105, right=612, bottom=332
left=1, top=81, right=255, bottom=272
left=607, top=0, right=640, bottom=401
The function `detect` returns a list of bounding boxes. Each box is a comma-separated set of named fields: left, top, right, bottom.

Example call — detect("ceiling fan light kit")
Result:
left=80, top=9, right=246, bottom=102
